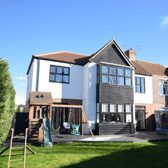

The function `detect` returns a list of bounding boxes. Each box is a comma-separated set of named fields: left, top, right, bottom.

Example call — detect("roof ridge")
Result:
left=34, top=51, right=89, bottom=57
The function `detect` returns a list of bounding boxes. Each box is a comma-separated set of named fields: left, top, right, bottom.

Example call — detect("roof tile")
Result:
left=34, top=51, right=91, bottom=65
left=131, top=60, right=168, bottom=77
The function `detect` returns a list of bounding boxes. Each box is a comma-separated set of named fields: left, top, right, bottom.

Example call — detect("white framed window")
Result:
left=97, top=103, right=99, bottom=112
left=160, top=81, right=168, bottom=95
left=126, top=105, right=131, bottom=113
left=96, top=103, right=99, bottom=123
left=97, top=113, right=99, bottom=123
left=102, top=104, right=108, bottom=112
left=110, top=104, right=116, bottom=112
left=126, top=114, right=132, bottom=122
left=118, top=105, right=124, bottom=113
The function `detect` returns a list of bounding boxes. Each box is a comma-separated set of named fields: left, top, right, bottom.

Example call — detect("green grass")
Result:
left=1, top=141, right=168, bottom=168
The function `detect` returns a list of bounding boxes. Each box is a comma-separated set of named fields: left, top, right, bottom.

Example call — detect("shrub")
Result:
left=0, top=58, right=15, bottom=146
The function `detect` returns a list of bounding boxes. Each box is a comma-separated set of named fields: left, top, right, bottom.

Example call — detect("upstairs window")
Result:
left=102, top=65, right=109, bottom=83
left=49, top=65, right=70, bottom=84
left=160, top=81, right=168, bottom=95
left=135, top=77, right=145, bottom=93
left=101, top=65, right=132, bottom=86
left=102, top=65, right=108, bottom=74
left=118, top=68, right=124, bottom=76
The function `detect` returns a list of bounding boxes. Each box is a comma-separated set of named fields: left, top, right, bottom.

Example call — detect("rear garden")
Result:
left=1, top=141, right=168, bottom=168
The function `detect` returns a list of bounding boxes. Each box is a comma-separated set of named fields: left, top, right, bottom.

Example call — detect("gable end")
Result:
left=91, top=43, right=129, bottom=66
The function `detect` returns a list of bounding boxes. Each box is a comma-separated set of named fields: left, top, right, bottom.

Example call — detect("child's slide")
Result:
left=43, top=118, right=53, bottom=147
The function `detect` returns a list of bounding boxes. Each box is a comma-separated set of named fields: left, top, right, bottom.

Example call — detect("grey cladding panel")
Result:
left=100, top=84, right=134, bottom=104
left=92, top=44, right=129, bottom=66
left=99, top=123, right=135, bottom=134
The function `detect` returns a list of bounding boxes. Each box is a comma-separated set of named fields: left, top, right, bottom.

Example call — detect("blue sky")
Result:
left=0, top=0, right=168, bottom=105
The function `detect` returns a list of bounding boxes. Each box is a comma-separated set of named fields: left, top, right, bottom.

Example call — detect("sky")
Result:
left=0, top=0, right=168, bottom=105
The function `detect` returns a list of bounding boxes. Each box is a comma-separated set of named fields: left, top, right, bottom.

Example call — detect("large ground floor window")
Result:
left=96, top=103, right=133, bottom=123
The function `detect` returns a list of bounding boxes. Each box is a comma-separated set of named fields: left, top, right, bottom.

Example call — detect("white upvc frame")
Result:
left=159, top=80, right=168, bottom=96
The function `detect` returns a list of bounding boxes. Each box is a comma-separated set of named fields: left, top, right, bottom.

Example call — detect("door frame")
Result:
left=135, top=106, right=146, bottom=131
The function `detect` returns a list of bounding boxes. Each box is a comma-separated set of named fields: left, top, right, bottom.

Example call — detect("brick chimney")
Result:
left=125, top=49, right=136, bottom=61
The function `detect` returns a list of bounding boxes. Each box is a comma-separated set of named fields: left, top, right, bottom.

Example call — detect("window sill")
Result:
left=135, top=92, right=146, bottom=94
left=49, top=80, right=69, bottom=84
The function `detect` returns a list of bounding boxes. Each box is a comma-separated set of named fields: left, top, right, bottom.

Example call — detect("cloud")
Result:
left=160, top=16, right=168, bottom=28
left=162, top=16, right=168, bottom=25
left=15, top=94, right=26, bottom=105
left=15, top=76, right=27, bottom=80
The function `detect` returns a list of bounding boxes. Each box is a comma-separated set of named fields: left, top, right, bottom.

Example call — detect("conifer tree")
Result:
left=0, top=58, right=15, bottom=145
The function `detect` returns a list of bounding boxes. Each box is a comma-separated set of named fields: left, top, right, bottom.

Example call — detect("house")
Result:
left=125, top=50, right=168, bottom=131
left=26, top=39, right=168, bottom=136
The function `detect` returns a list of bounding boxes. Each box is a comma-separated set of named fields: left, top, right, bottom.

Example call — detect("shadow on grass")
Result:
left=58, top=141, right=168, bottom=168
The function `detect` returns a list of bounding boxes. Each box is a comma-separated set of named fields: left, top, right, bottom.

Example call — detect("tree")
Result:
left=0, top=57, right=15, bottom=146
left=23, top=106, right=26, bottom=112
left=17, top=105, right=21, bottom=112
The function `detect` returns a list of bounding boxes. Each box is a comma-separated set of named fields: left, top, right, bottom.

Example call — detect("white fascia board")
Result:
left=89, top=39, right=135, bottom=70
left=112, top=40, right=135, bottom=69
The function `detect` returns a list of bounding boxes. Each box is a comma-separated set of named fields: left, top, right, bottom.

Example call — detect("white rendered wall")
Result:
left=83, top=62, right=97, bottom=134
left=26, top=59, right=37, bottom=101
left=134, top=74, right=153, bottom=104
left=38, top=60, right=83, bottom=100
left=132, top=70, right=136, bottom=130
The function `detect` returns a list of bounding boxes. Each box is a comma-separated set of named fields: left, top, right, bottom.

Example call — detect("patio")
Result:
left=2, top=131, right=168, bottom=148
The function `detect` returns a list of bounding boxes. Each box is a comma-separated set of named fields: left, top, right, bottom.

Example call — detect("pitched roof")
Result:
left=33, top=51, right=91, bottom=65
left=27, top=39, right=136, bottom=75
left=90, top=39, right=135, bottom=69
left=131, top=60, right=168, bottom=77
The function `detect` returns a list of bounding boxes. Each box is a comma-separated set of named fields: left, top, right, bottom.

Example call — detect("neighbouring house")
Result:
left=125, top=50, right=168, bottom=131
left=26, top=39, right=168, bottom=138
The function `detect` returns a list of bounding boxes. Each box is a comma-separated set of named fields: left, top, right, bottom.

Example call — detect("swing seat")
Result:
left=63, top=122, right=70, bottom=129
left=71, top=124, right=80, bottom=135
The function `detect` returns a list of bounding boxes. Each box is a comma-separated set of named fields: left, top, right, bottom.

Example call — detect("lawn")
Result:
left=1, top=141, right=168, bottom=168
